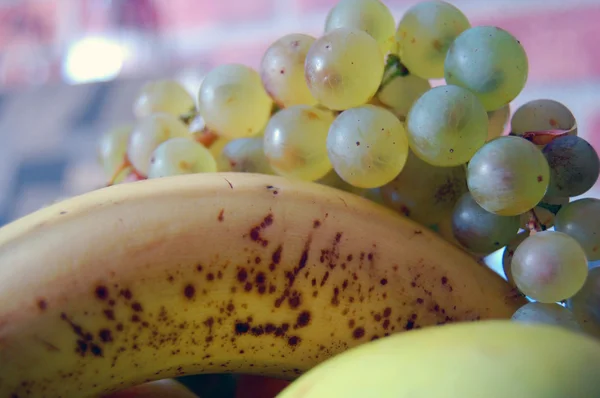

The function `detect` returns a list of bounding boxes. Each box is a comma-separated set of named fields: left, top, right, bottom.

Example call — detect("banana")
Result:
left=276, top=320, right=600, bottom=398
left=0, top=173, right=524, bottom=398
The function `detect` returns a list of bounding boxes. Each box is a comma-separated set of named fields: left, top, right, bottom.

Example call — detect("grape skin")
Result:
left=217, top=137, right=274, bottom=175
left=327, top=104, right=409, bottom=189
left=511, top=231, right=588, bottom=303
left=380, top=150, right=467, bottom=225
left=502, top=231, right=529, bottom=286
left=198, top=64, right=273, bottom=139
left=127, top=113, right=192, bottom=177
left=305, top=28, right=384, bottom=111
left=542, top=135, right=600, bottom=198
left=133, top=79, right=195, bottom=119
left=376, top=73, right=430, bottom=122
left=98, top=124, right=133, bottom=183
left=510, top=99, right=577, bottom=136
left=396, top=0, right=471, bottom=79
left=567, top=266, right=600, bottom=338
left=325, top=0, right=396, bottom=55
left=406, top=85, right=488, bottom=167
left=486, top=104, right=510, bottom=141
left=555, top=198, right=600, bottom=261
left=451, top=192, right=520, bottom=254
left=467, top=136, right=549, bottom=216
left=148, top=137, right=217, bottom=178
left=444, top=26, right=528, bottom=111
left=260, top=34, right=318, bottom=108
left=263, top=106, right=334, bottom=181
left=511, top=302, right=583, bottom=333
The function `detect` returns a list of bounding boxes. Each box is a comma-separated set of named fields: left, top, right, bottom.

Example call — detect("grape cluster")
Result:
left=98, top=0, right=600, bottom=337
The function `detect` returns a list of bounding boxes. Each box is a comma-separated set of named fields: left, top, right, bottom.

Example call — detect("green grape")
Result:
left=327, top=104, right=409, bottom=188
left=451, top=192, right=520, bottom=254
left=406, top=85, right=488, bottom=167
left=510, top=99, right=577, bottom=136
left=555, top=198, right=600, bottom=261
left=133, top=79, right=195, bottom=118
left=316, top=169, right=365, bottom=195
left=260, top=33, right=318, bottom=108
left=567, top=267, right=600, bottom=338
left=396, top=1, right=470, bottom=79
left=305, top=28, right=384, bottom=110
left=263, top=105, right=334, bottom=181
left=380, top=150, right=467, bottom=225
left=127, top=113, right=191, bottom=177
left=502, top=231, right=529, bottom=286
left=487, top=104, right=510, bottom=141
left=360, top=187, right=386, bottom=206
left=97, top=124, right=133, bottom=183
left=148, top=137, right=217, bottom=178
left=542, top=136, right=600, bottom=197
left=467, top=136, right=550, bottom=216
left=376, top=73, right=430, bottom=122
left=444, top=26, right=528, bottom=111
left=511, top=302, right=583, bottom=333
left=198, top=64, right=273, bottom=139
left=217, top=137, right=274, bottom=175
left=325, top=0, right=396, bottom=55
left=519, top=196, right=569, bottom=230
left=511, top=231, right=588, bottom=303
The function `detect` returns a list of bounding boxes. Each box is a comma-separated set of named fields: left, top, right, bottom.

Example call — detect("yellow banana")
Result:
left=0, top=173, right=524, bottom=398
left=277, top=320, right=600, bottom=398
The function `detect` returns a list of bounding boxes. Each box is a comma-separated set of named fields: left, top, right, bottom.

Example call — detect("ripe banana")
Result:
left=277, top=320, right=600, bottom=398
left=0, top=173, right=524, bottom=398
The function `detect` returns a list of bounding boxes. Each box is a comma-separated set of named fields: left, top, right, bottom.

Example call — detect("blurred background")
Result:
left=0, top=0, right=599, bottom=226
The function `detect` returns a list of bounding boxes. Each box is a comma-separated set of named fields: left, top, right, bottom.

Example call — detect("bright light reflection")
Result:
left=63, top=36, right=127, bottom=84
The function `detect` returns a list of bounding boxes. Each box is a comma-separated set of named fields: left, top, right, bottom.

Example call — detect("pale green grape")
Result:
left=519, top=196, right=569, bottom=230
left=511, top=302, right=583, bottom=333
left=305, top=28, right=384, bottom=110
left=148, top=137, right=217, bottom=178
left=511, top=231, right=588, bottom=303
left=555, top=198, right=600, bottom=261
left=217, top=137, right=274, bottom=175
left=98, top=124, right=133, bottom=183
left=511, top=99, right=577, bottom=136
left=376, top=73, right=430, bottom=122
left=502, top=231, right=529, bottom=286
left=133, top=79, right=195, bottom=118
left=127, top=113, right=191, bottom=177
left=567, top=267, right=600, bottom=338
left=263, top=105, right=334, bottom=181
left=487, top=104, right=510, bottom=141
left=380, top=150, right=467, bottom=225
left=198, top=64, right=273, bottom=139
left=444, top=26, right=528, bottom=111
left=327, top=105, right=409, bottom=188
left=317, top=169, right=365, bottom=195
left=406, top=85, right=488, bottom=166
left=451, top=192, right=520, bottom=254
left=325, top=0, right=396, bottom=55
left=542, top=136, right=600, bottom=197
left=467, top=136, right=549, bottom=216
left=260, top=34, right=318, bottom=107
left=396, top=1, right=470, bottom=79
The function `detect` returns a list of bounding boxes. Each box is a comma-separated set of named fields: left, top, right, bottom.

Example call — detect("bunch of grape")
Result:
left=98, top=0, right=599, bottom=338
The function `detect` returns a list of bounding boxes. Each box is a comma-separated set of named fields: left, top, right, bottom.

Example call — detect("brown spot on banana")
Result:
left=0, top=173, right=525, bottom=398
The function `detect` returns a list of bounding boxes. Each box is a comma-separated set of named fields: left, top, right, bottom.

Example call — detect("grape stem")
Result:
left=106, top=156, right=133, bottom=186
left=526, top=209, right=547, bottom=234
left=377, top=54, right=410, bottom=93
left=509, top=123, right=577, bottom=146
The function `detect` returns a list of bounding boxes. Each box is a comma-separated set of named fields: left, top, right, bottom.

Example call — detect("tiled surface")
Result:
left=0, top=0, right=599, bottom=226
